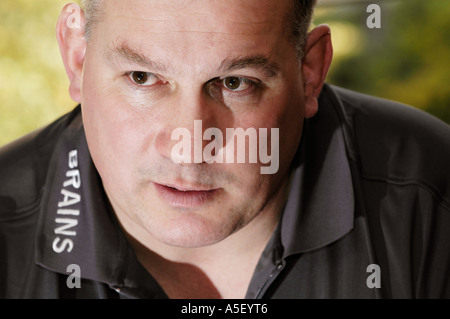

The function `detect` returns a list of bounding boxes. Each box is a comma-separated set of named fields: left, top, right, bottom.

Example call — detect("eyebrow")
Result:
left=106, top=42, right=168, bottom=73
left=107, top=42, right=280, bottom=78
left=219, top=55, right=280, bottom=78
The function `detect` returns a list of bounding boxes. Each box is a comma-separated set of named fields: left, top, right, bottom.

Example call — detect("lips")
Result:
left=153, top=182, right=219, bottom=208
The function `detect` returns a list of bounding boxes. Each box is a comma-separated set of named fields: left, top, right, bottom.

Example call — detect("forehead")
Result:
left=90, top=0, right=296, bottom=76
left=98, top=0, right=291, bottom=39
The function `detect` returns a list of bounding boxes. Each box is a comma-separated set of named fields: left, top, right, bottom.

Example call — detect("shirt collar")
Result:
left=280, top=84, right=355, bottom=257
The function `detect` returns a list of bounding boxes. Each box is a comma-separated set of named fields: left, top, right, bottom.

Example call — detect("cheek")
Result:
left=80, top=75, right=146, bottom=190
left=275, top=85, right=305, bottom=150
left=253, top=88, right=304, bottom=188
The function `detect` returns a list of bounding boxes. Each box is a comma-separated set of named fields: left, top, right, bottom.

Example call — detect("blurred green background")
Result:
left=0, top=0, right=449, bottom=147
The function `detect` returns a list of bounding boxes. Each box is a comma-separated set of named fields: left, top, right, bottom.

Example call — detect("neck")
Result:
left=119, top=178, right=291, bottom=298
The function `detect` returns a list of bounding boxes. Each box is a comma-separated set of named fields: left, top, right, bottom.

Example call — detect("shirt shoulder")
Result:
left=322, top=84, right=450, bottom=209
left=0, top=106, right=82, bottom=217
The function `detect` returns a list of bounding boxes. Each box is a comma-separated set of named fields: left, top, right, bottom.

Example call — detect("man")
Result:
left=0, top=0, right=449, bottom=299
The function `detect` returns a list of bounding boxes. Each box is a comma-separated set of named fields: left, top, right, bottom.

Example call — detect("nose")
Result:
left=155, top=88, right=222, bottom=165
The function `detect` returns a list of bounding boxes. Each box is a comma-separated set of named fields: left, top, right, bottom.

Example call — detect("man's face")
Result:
left=80, top=0, right=306, bottom=247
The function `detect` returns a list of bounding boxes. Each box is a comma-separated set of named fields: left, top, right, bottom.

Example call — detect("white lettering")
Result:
left=58, top=189, right=81, bottom=208
left=170, top=121, right=280, bottom=174
left=52, top=150, right=82, bottom=254
left=194, top=120, right=203, bottom=164
left=63, top=169, right=81, bottom=189
left=366, top=264, right=381, bottom=288
left=68, top=150, right=78, bottom=169
left=366, top=4, right=381, bottom=29
left=54, top=218, right=78, bottom=236
left=52, top=237, right=74, bottom=253
left=203, top=127, right=224, bottom=163
left=57, top=209, right=80, bottom=216
left=259, top=128, right=279, bottom=175
left=66, top=264, right=81, bottom=289
left=181, top=303, right=215, bottom=317
left=171, top=127, right=192, bottom=164
left=225, top=127, right=258, bottom=164
left=66, top=4, right=81, bottom=29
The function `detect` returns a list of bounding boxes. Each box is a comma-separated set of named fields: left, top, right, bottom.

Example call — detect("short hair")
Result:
left=291, top=0, right=318, bottom=58
left=80, top=0, right=317, bottom=59
left=80, top=0, right=102, bottom=41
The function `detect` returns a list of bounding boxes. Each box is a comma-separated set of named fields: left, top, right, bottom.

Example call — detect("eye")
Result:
left=128, top=71, right=160, bottom=86
left=222, top=77, right=254, bottom=92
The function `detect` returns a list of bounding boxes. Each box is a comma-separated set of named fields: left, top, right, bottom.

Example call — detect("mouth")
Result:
left=153, top=182, right=220, bottom=208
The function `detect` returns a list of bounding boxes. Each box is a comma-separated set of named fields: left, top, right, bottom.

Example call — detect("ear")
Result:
left=301, top=24, right=333, bottom=118
left=56, top=3, right=87, bottom=103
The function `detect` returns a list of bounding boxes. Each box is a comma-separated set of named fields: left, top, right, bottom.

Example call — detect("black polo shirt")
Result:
left=1, top=84, right=450, bottom=299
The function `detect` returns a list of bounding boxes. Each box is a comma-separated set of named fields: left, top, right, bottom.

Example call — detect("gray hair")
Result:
left=80, top=0, right=103, bottom=41
left=80, top=0, right=317, bottom=59
left=291, top=0, right=318, bottom=59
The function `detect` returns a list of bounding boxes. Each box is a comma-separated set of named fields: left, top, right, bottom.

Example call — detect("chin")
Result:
left=148, top=211, right=237, bottom=248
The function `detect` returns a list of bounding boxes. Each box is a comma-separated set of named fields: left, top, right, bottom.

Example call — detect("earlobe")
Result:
left=302, top=24, right=333, bottom=118
left=304, top=82, right=319, bottom=118
left=56, top=3, right=87, bottom=103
